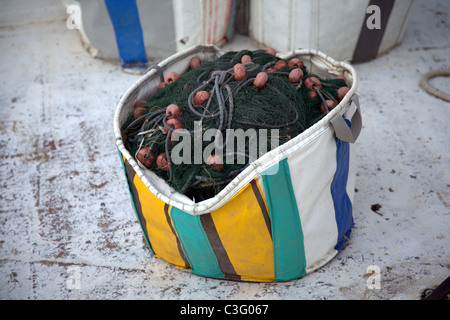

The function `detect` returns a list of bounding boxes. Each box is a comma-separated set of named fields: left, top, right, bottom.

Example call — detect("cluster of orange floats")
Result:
left=126, top=48, right=350, bottom=178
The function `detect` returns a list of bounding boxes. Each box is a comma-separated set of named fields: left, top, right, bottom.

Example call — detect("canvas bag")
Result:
left=67, top=0, right=237, bottom=66
left=248, top=0, right=414, bottom=63
left=114, top=44, right=362, bottom=282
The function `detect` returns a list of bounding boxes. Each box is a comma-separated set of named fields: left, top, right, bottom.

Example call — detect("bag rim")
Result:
left=113, top=45, right=359, bottom=215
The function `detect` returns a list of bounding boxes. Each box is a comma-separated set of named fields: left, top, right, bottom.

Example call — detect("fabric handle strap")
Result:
left=330, top=95, right=362, bottom=143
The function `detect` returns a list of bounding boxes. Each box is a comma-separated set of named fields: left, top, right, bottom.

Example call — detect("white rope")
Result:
left=419, top=70, right=450, bottom=102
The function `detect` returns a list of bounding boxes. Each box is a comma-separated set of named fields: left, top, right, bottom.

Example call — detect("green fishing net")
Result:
left=121, top=49, right=349, bottom=201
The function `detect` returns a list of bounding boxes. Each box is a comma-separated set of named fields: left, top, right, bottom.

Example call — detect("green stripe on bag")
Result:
left=262, top=158, right=306, bottom=281
left=117, top=149, right=154, bottom=254
left=170, top=207, right=225, bottom=279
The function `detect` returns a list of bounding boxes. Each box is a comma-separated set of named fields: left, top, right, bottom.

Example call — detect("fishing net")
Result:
left=121, top=49, right=349, bottom=201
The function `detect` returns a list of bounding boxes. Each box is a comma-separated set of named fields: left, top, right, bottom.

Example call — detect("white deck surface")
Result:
left=0, top=0, right=448, bottom=300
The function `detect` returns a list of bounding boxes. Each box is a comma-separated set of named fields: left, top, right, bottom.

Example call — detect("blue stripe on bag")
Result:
left=262, top=159, right=306, bottom=281
left=170, top=207, right=225, bottom=279
left=331, top=137, right=354, bottom=251
left=104, top=0, right=146, bottom=66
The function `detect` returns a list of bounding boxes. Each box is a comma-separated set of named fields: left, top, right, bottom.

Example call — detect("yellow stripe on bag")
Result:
left=133, top=174, right=189, bottom=268
left=209, top=179, right=274, bottom=281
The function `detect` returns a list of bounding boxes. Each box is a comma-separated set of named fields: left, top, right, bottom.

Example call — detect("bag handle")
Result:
left=330, top=95, right=362, bottom=143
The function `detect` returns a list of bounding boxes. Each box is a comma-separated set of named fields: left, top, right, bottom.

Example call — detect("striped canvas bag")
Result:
left=248, top=0, right=414, bottom=63
left=70, top=0, right=237, bottom=66
left=114, top=45, right=362, bottom=282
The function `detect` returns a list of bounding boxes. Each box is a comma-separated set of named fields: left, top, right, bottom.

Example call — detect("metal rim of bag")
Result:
left=113, top=44, right=360, bottom=215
